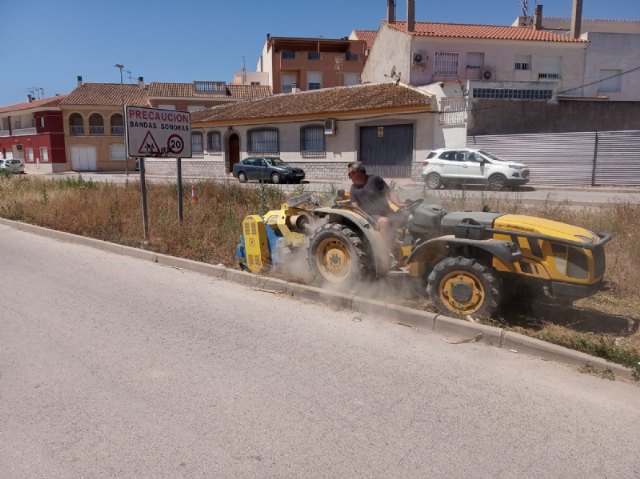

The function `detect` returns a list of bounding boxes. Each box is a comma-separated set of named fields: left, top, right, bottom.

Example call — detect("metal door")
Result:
left=359, top=124, right=413, bottom=178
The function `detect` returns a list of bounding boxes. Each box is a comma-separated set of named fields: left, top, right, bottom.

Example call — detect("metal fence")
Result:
left=467, top=130, right=640, bottom=186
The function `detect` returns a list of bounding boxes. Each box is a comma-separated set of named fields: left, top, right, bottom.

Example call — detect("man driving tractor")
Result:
left=347, top=161, right=404, bottom=248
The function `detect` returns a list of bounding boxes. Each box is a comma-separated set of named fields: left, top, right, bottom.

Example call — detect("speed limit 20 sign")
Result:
left=125, top=106, right=192, bottom=158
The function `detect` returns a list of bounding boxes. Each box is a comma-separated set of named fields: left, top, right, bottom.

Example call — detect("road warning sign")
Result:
left=125, top=106, right=192, bottom=158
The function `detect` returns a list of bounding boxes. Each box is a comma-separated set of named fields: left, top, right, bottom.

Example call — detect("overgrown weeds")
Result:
left=1, top=175, right=639, bottom=377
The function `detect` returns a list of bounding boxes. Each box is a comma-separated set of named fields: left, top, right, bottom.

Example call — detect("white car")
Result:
left=422, top=148, right=529, bottom=191
left=0, top=158, right=25, bottom=174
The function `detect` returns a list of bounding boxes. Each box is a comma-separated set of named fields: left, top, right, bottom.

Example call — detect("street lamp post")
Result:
left=113, top=63, right=129, bottom=176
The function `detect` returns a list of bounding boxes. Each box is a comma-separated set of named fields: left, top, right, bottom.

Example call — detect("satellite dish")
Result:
left=390, top=65, right=396, bottom=77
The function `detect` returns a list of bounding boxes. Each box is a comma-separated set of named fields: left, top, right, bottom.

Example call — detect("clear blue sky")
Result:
left=1, top=0, right=638, bottom=106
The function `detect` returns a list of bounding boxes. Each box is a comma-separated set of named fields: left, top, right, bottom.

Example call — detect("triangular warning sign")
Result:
left=138, top=131, right=160, bottom=155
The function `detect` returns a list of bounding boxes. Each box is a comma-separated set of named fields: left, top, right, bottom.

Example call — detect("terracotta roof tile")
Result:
left=352, top=30, right=378, bottom=50
left=387, top=21, right=587, bottom=43
left=227, top=84, right=272, bottom=99
left=192, top=83, right=432, bottom=124
left=60, top=83, right=149, bottom=107
left=0, top=95, right=67, bottom=114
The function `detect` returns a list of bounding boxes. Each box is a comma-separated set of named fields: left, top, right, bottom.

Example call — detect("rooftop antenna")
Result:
left=241, top=56, right=247, bottom=85
left=126, top=70, right=134, bottom=83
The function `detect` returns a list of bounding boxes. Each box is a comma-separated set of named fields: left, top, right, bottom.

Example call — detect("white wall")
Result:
left=361, top=25, right=411, bottom=84
left=582, top=32, right=640, bottom=101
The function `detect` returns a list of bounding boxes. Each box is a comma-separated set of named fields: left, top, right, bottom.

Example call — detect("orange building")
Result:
left=257, top=35, right=367, bottom=94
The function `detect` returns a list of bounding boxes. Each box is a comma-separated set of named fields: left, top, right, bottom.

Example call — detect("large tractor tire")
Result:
left=426, top=256, right=502, bottom=318
left=308, top=222, right=372, bottom=286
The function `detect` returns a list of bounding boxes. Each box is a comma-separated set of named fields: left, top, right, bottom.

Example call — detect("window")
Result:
left=207, top=131, right=221, bottom=151
left=40, top=147, right=49, bottom=162
left=300, top=125, right=325, bottom=154
left=282, top=50, right=295, bottom=60
left=538, top=57, right=562, bottom=79
left=89, top=113, right=104, bottom=135
left=110, top=144, right=126, bottom=161
left=40, top=116, right=45, bottom=128
left=598, top=69, right=622, bottom=92
left=110, top=113, right=124, bottom=135
left=281, top=72, right=297, bottom=93
left=435, top=52, right=459, bottom=76
left=248, top=128, right=278, bottom=153
left=187, top=105, right=206, bottom=112
left=69, top=113, right=84, bottom=136
left=158, top=104, right=176, bottom=110
left=466, top=52, right=484, bottom=71
left=343, top=72, right=360, bottom=86
left=192, top=132, right=203, bottom=154
left=515, top=55, right=531, bottom=71
left=472, top=88, right=553, bottom=100
left=346, top=51, right=359, bottom=62
left=26, top=148, right=34, bottom=162
left=308, top=51, right=320, bottom=60
left=307, top=71, right=322, bottom=90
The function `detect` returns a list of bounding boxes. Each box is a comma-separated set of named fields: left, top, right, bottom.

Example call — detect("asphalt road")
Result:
left=1, top=224, right=639, bottom=478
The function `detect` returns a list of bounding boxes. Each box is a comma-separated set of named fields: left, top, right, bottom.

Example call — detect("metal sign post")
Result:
left=138, top=158, right=149, bottom=239
left=176, top=158, right=183, bottom=223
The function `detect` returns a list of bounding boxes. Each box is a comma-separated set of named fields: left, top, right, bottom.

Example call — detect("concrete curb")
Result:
left=2, top=217, right=635, bottom=382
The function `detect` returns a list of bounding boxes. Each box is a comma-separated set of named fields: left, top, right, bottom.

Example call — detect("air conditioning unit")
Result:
left=482, top=69, right=493, bottom=80
left=412, top=51, right=426, bottom=64
left=324, top=118, right=336, bottom=135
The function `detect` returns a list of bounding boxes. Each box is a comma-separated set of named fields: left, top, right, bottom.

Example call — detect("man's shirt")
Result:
left=349, top=175, right=392, bottom=216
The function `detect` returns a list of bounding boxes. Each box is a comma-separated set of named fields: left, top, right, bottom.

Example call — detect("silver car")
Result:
left=0, top=158, right=25, bottom=174
left=422, top=148, right=529, bottom=191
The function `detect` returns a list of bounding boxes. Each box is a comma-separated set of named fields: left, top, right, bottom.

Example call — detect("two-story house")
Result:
left=362, top=0, right=640, bottom=135
left=0, top=94, right=67, bottom=173
left=59, top=77, right=271, bottom=172
left=256, top=35, right=367, bottom=93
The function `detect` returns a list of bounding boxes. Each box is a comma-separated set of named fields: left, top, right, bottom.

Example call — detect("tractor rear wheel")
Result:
left=426, top=256, right=501, bottom=318
left=308, top=223, right=371, bottom=286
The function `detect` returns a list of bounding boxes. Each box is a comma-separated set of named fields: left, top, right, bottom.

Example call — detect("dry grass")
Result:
left=2, top=175, right=639, bottom=377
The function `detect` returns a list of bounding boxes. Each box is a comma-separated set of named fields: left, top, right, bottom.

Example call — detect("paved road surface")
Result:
left=1, top=224, right=639, bottom=478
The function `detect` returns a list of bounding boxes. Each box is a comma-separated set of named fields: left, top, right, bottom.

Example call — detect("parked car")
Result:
left=422, top=148, right=529, bottom=191
left=0, top=158, right=25, bottom=174
left=232, top=157, right=306, bottom=184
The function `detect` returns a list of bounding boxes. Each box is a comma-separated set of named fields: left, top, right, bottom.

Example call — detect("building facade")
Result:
left=0, top=95, right=68, bottom=173
left=257, top=35, right=367, bottom=94
left=142, top=83, right=466, bottom=180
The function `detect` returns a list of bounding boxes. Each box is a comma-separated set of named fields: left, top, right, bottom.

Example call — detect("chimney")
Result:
left=27, top=94, right=34, bottom=102
left=407, top=0, right=415, bottom=32
left=571, top=0, right=583, bottom=39
left=77, top=75, right=83, bottom=87
left=138, top=76, right=145, bottom=89
left=533, top=4, right=543, bottom=30
left=387, top=0, right=395, bottom=24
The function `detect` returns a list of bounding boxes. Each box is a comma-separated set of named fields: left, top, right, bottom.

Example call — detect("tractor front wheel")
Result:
left=427, top=257, right=501, bottom=318
left=308, top=223, right=371, bottom=286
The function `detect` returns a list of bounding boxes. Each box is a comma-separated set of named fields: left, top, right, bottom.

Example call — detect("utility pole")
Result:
left=114, top=63, right=129, bottom=176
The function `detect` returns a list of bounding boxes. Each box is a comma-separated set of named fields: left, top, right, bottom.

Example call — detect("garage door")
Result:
left=70, top=145, right=97, bottom=171
left=359, top=124, right=414, bottom=178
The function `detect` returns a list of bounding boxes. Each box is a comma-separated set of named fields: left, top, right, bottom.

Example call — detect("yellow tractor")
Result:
left=236, top=193, right=611, bottom=318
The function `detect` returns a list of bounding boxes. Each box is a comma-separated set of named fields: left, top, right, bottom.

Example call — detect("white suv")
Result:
left=422, top=148, right=529, bottom=191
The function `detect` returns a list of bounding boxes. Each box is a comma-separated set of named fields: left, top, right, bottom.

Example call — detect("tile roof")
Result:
left=352, top=30, right=378, bottom=50
left=0, top=95, right=67, bottom=114
left=192, top=83, right=432, bottom=124
left=146, top=82, right=272, bottom=100
left=227, top=84, right=272, bottom=99
left=386, top=21, right=587, bottom=43
left=60, top=83, right=150, bottom=107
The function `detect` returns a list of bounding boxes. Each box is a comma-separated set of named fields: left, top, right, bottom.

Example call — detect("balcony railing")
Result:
left=12, top=127, right=37, bottom=136
left=90, top=125, right=105, bottom=135
left=70, top=126, right=85, bottom=136
left=111, top=126, right=125, bottom=136
left=0, top=129, right=10, bottom=137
